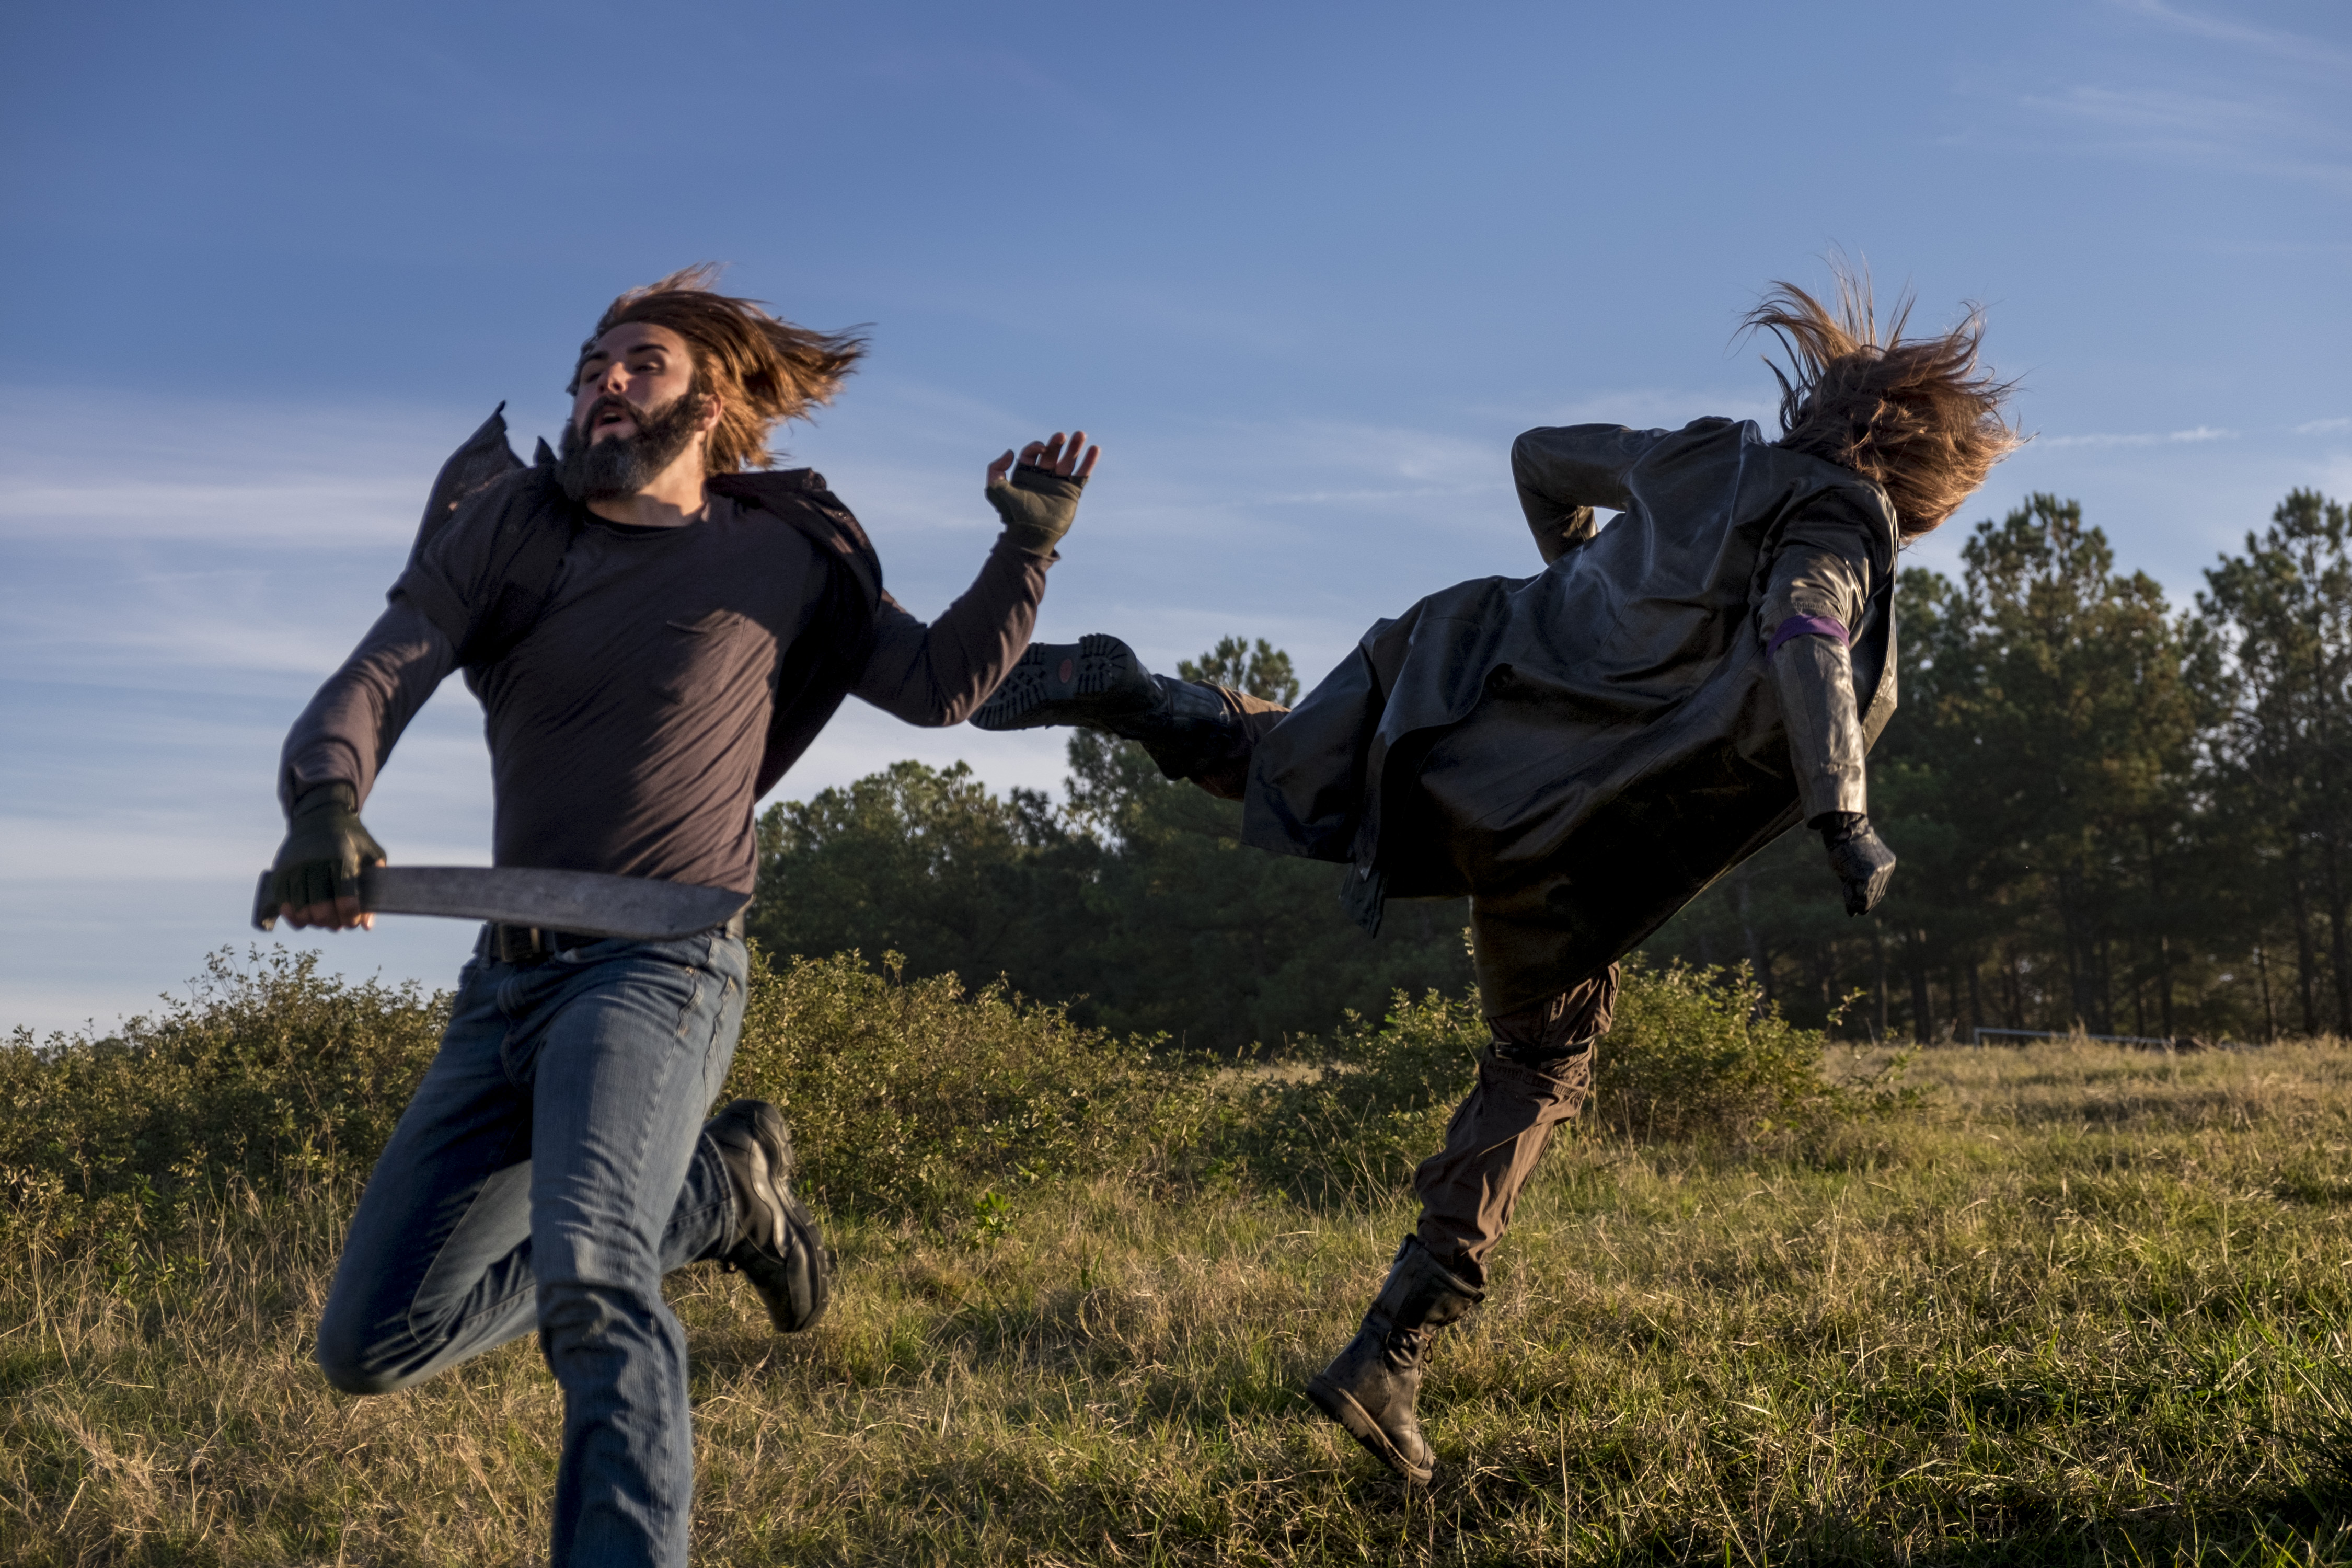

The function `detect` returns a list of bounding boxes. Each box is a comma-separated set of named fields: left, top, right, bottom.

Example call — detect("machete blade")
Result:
left=250, top=865, right=748, bottom=942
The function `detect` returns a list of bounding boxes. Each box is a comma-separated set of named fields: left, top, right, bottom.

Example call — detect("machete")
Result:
left=250, top=865, right=749, bottom=942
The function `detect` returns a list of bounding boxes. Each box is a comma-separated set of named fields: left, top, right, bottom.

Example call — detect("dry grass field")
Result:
left=10, top=998, right=2352, bottom=1563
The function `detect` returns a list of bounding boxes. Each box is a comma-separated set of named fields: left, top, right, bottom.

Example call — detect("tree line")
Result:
left=752, top=489, right=2352, bottom=1049
left=750, top=638, right=1474, bottom=1054
left=1653, top=488, right=2352, bottom=1045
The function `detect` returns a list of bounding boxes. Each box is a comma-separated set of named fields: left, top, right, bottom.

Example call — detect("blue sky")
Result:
left=4, top=0, right=2347, bottom=1032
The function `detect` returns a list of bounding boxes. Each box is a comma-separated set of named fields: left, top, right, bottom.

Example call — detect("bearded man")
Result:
left=974, top=275, right=2017, bottom=1484
left=265, top=266, right=1096, bottom=1566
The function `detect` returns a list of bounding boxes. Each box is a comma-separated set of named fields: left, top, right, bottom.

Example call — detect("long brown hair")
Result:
left=1745, top=267, right=2021, bottom=539
left=575, top=264, right=869, bottom=473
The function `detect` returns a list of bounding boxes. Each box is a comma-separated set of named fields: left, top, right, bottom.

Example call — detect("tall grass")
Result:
left=6, top=950, right=2351, bottom=1563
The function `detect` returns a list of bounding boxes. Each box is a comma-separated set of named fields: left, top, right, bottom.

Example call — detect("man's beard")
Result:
left=558, top=390, right=708, bottom=502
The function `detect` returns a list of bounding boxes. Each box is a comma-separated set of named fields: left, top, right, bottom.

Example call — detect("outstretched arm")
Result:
left=856, top=432, right=1099, bottom=725
left=268, top=600, right=456, bottom=928
left=1509, top=424, right=1664, bottom=564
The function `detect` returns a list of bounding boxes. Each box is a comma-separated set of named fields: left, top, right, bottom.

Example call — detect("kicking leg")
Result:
left=971, top=633, right=1287, bottom=799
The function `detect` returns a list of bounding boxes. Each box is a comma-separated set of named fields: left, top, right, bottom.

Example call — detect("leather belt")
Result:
left=480, top=910, right=747, bottom=966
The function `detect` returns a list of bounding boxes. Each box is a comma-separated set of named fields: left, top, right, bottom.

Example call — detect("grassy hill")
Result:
left=5, top=948, right=2350, bottom=1564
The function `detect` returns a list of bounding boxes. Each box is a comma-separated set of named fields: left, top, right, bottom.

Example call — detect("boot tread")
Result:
left=972, top=634, right=1157, bottom=732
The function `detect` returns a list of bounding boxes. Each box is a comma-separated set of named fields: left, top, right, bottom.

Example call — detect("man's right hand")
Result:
left=268, top=782, right=387, bottom=930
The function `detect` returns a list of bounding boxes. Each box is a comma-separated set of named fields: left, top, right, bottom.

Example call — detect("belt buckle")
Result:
left=493, top=924, right=552, bottom=965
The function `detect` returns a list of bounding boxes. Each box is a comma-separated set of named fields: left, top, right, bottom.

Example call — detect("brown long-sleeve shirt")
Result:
left=280, top=493, right=1052, bottom=893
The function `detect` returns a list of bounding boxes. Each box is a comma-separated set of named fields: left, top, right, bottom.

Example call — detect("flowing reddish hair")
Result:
left=574, top=264, right=869, bottom=473
left=1745, top=267, right=2022, bottom=538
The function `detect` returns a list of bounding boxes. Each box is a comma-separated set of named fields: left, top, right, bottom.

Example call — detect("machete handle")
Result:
left=251, top=864, right=386, bottom=932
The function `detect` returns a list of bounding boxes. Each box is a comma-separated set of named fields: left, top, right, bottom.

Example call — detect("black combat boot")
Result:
left=1305, top=1236, right=1484, bottom=1484
left=972, top=633, right=1244, bottom=779
left=703, top=1099, right=832, bottom=1332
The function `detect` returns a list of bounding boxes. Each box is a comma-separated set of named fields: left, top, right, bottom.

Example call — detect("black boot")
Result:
left=704, top=1099, right=832, bottom=1332
left=972, top=632, right=1158, bottom=731
left=1305, top=1237, right=1484, bottom=1484
left=972, top=633, right=1243, bottom=779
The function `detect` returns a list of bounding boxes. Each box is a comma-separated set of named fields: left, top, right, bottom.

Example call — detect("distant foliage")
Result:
left=1654, top=488, right=2352, bottom=1047
left=752, top=637, right=1472, bottom=1053
left=1176, top=635, right=1301, bottom=705
left=752, top=759, right=1098, bottom=1001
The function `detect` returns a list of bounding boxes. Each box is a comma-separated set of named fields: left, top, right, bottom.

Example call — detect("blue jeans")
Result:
left=315, top=928, right=750, bottom=1568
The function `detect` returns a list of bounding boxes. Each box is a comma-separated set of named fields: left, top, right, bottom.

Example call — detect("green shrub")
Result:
left=2, top=946, right=1903, bottom=1268
left=714, top=948, right=1212, bottom=1221
left=1, top=944, right=1217, bottom=1259
left=1, top=948, right=445, bottom=1263
left=1213, top=986, right=1484, bottom=1197
left=1218, top=959, right=1907, bottom=1195
left=1591, top=960, right=1906, bottom=1139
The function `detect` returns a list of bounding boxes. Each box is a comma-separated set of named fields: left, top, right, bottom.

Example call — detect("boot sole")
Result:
left=1305, top=1374, right=1435, bottom=1486
left=972, top=633, right=1156, bottom=732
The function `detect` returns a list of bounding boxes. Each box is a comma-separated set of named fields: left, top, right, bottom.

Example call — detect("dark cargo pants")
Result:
left=1408, top=974, right=1614, bottom=1288
left=1182, top=687, right=1618, bottom=1286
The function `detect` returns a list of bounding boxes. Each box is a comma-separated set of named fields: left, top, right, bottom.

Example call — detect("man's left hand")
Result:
left=986, top=430, right=1100, bottom=554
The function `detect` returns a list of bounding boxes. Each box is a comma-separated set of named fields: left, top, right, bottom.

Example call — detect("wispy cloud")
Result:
left=2111, top=0, right=2352, bottom=74
left=0, top=389, right=483, bottom=546
left=2035, top=419, right=2352, bottom=449
left=0, top=478, right=423, bottom=546
left=1493, top=387, right=1780, bottom=434
left=2022, top=82, right=2352, bottom=193
left=2039, top=426, right=2239, bottom=449
left=1988, top=1, right=2352, bottom=194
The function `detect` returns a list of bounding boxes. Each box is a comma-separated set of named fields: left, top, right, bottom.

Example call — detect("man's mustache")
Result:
left=582, top=394, right=648, bottom=436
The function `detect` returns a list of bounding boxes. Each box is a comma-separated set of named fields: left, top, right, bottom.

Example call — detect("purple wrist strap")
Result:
left=1767, top=614, right=1849, bottom=660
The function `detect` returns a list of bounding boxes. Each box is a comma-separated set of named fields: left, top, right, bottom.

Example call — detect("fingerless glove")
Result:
left=267, top=781, right=387, bottom=913
left=985, top=463, right=1086, bottom=555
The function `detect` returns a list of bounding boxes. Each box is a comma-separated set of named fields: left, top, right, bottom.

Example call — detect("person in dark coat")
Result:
left=973, top=274, right=2019, bottom=1484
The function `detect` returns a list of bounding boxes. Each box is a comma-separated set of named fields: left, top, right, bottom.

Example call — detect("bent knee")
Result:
left=316, top=1349, right=406, bottom=1397
left=314, top=1319, right=419, bottom=1397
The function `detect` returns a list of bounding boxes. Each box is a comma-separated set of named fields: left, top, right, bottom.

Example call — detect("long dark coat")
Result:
left=1239, top=416, right=1898, bottom=979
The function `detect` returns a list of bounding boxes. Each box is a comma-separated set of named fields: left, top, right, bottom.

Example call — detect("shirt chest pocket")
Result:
left=650, top=608, right=768, bottom=702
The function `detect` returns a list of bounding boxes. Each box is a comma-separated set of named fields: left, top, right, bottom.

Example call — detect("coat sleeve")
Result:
left=1755, top=490, right=1894, bottom=822
left=1755, top=490, right=1890, bottom=648
left=387, top=468, right=535, bottom=656
left=1509, top=424, right=1666, bottom=564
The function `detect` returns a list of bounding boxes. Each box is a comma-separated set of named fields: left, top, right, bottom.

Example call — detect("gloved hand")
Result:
left=1813, top=811, right=1896, bottom=916
left=985, top=430, right=1099, bottom=555
left=267, top=782, right=387, bottom=929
